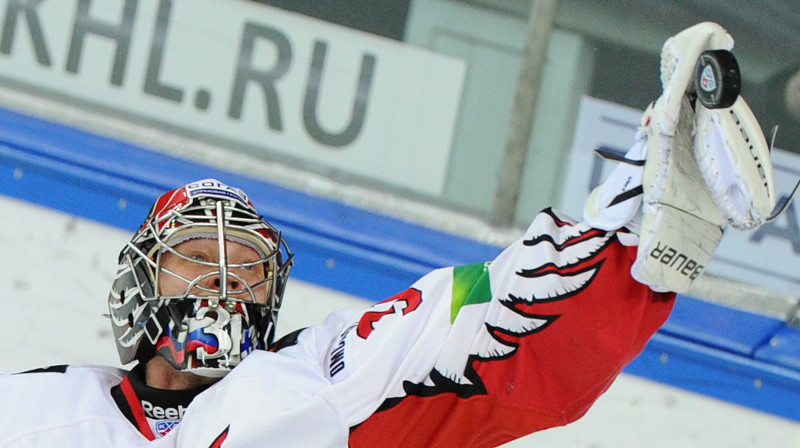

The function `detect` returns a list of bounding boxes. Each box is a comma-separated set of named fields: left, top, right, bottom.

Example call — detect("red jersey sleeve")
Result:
left=342, top=208, right=675, bottom=447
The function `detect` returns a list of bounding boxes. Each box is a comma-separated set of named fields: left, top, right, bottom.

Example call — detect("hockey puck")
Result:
left=693, top=49, right=741, bottom=109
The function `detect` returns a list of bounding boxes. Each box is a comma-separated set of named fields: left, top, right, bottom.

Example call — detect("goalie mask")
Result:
left=108, top=179, right=293, bottom=377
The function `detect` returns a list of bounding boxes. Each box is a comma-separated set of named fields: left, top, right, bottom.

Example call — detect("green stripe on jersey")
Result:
left=451, top=262, right=492, bottom=323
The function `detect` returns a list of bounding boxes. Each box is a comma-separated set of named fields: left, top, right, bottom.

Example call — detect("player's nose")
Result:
left=200, top=272, right=242, bottom=295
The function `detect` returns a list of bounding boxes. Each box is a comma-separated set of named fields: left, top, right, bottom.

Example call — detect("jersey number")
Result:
left=357, top=288, right=422, bottom=339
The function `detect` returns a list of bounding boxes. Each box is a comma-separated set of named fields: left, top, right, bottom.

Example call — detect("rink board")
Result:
left=1, top=105, right=799, bottom=422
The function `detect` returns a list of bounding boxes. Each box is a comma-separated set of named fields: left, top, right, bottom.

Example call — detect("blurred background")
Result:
left=247, top=0, right=800, bottom=224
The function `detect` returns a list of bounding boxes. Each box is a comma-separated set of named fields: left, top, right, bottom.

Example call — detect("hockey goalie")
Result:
left=0, top=22, right=778, bottom=448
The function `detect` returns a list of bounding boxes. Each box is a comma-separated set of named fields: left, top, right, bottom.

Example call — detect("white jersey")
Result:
left=0, top=210, right=676, bottom=447
left=0, top=354, right=347, bottom=447
left=0, top=365, right=171, bottom=447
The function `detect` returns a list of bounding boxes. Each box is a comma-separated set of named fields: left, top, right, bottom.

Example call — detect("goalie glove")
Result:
left=584, top=22, right=777, bottom=293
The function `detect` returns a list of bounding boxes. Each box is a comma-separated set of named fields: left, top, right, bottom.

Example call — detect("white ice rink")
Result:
left=2, top=194, right=799, bottom=447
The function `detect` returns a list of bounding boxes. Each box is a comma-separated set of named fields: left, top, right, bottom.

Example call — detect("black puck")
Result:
left=693, top=49, right=741, bottom=109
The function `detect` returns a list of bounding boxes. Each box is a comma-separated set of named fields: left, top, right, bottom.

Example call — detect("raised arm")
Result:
left=340, top=22, right=778, bottom=447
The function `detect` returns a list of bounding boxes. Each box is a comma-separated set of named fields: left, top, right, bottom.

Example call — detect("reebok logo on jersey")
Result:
left=141, top=400, right=187, bottom=420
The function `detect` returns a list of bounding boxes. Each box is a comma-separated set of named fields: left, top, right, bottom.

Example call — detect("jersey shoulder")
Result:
left=0, top=365, right=141, bottom=446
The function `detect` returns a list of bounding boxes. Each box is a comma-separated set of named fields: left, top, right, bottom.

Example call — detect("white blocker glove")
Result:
left=584, top=22, right=777, bottom=293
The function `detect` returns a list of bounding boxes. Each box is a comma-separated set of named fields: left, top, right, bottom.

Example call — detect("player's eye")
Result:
left=190, top=253, right=207, bottom=262
left=241, top=263, right=256, bottom=271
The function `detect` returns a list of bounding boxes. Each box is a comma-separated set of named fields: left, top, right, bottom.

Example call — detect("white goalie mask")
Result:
left=108, top=179, right=292, bottom=377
